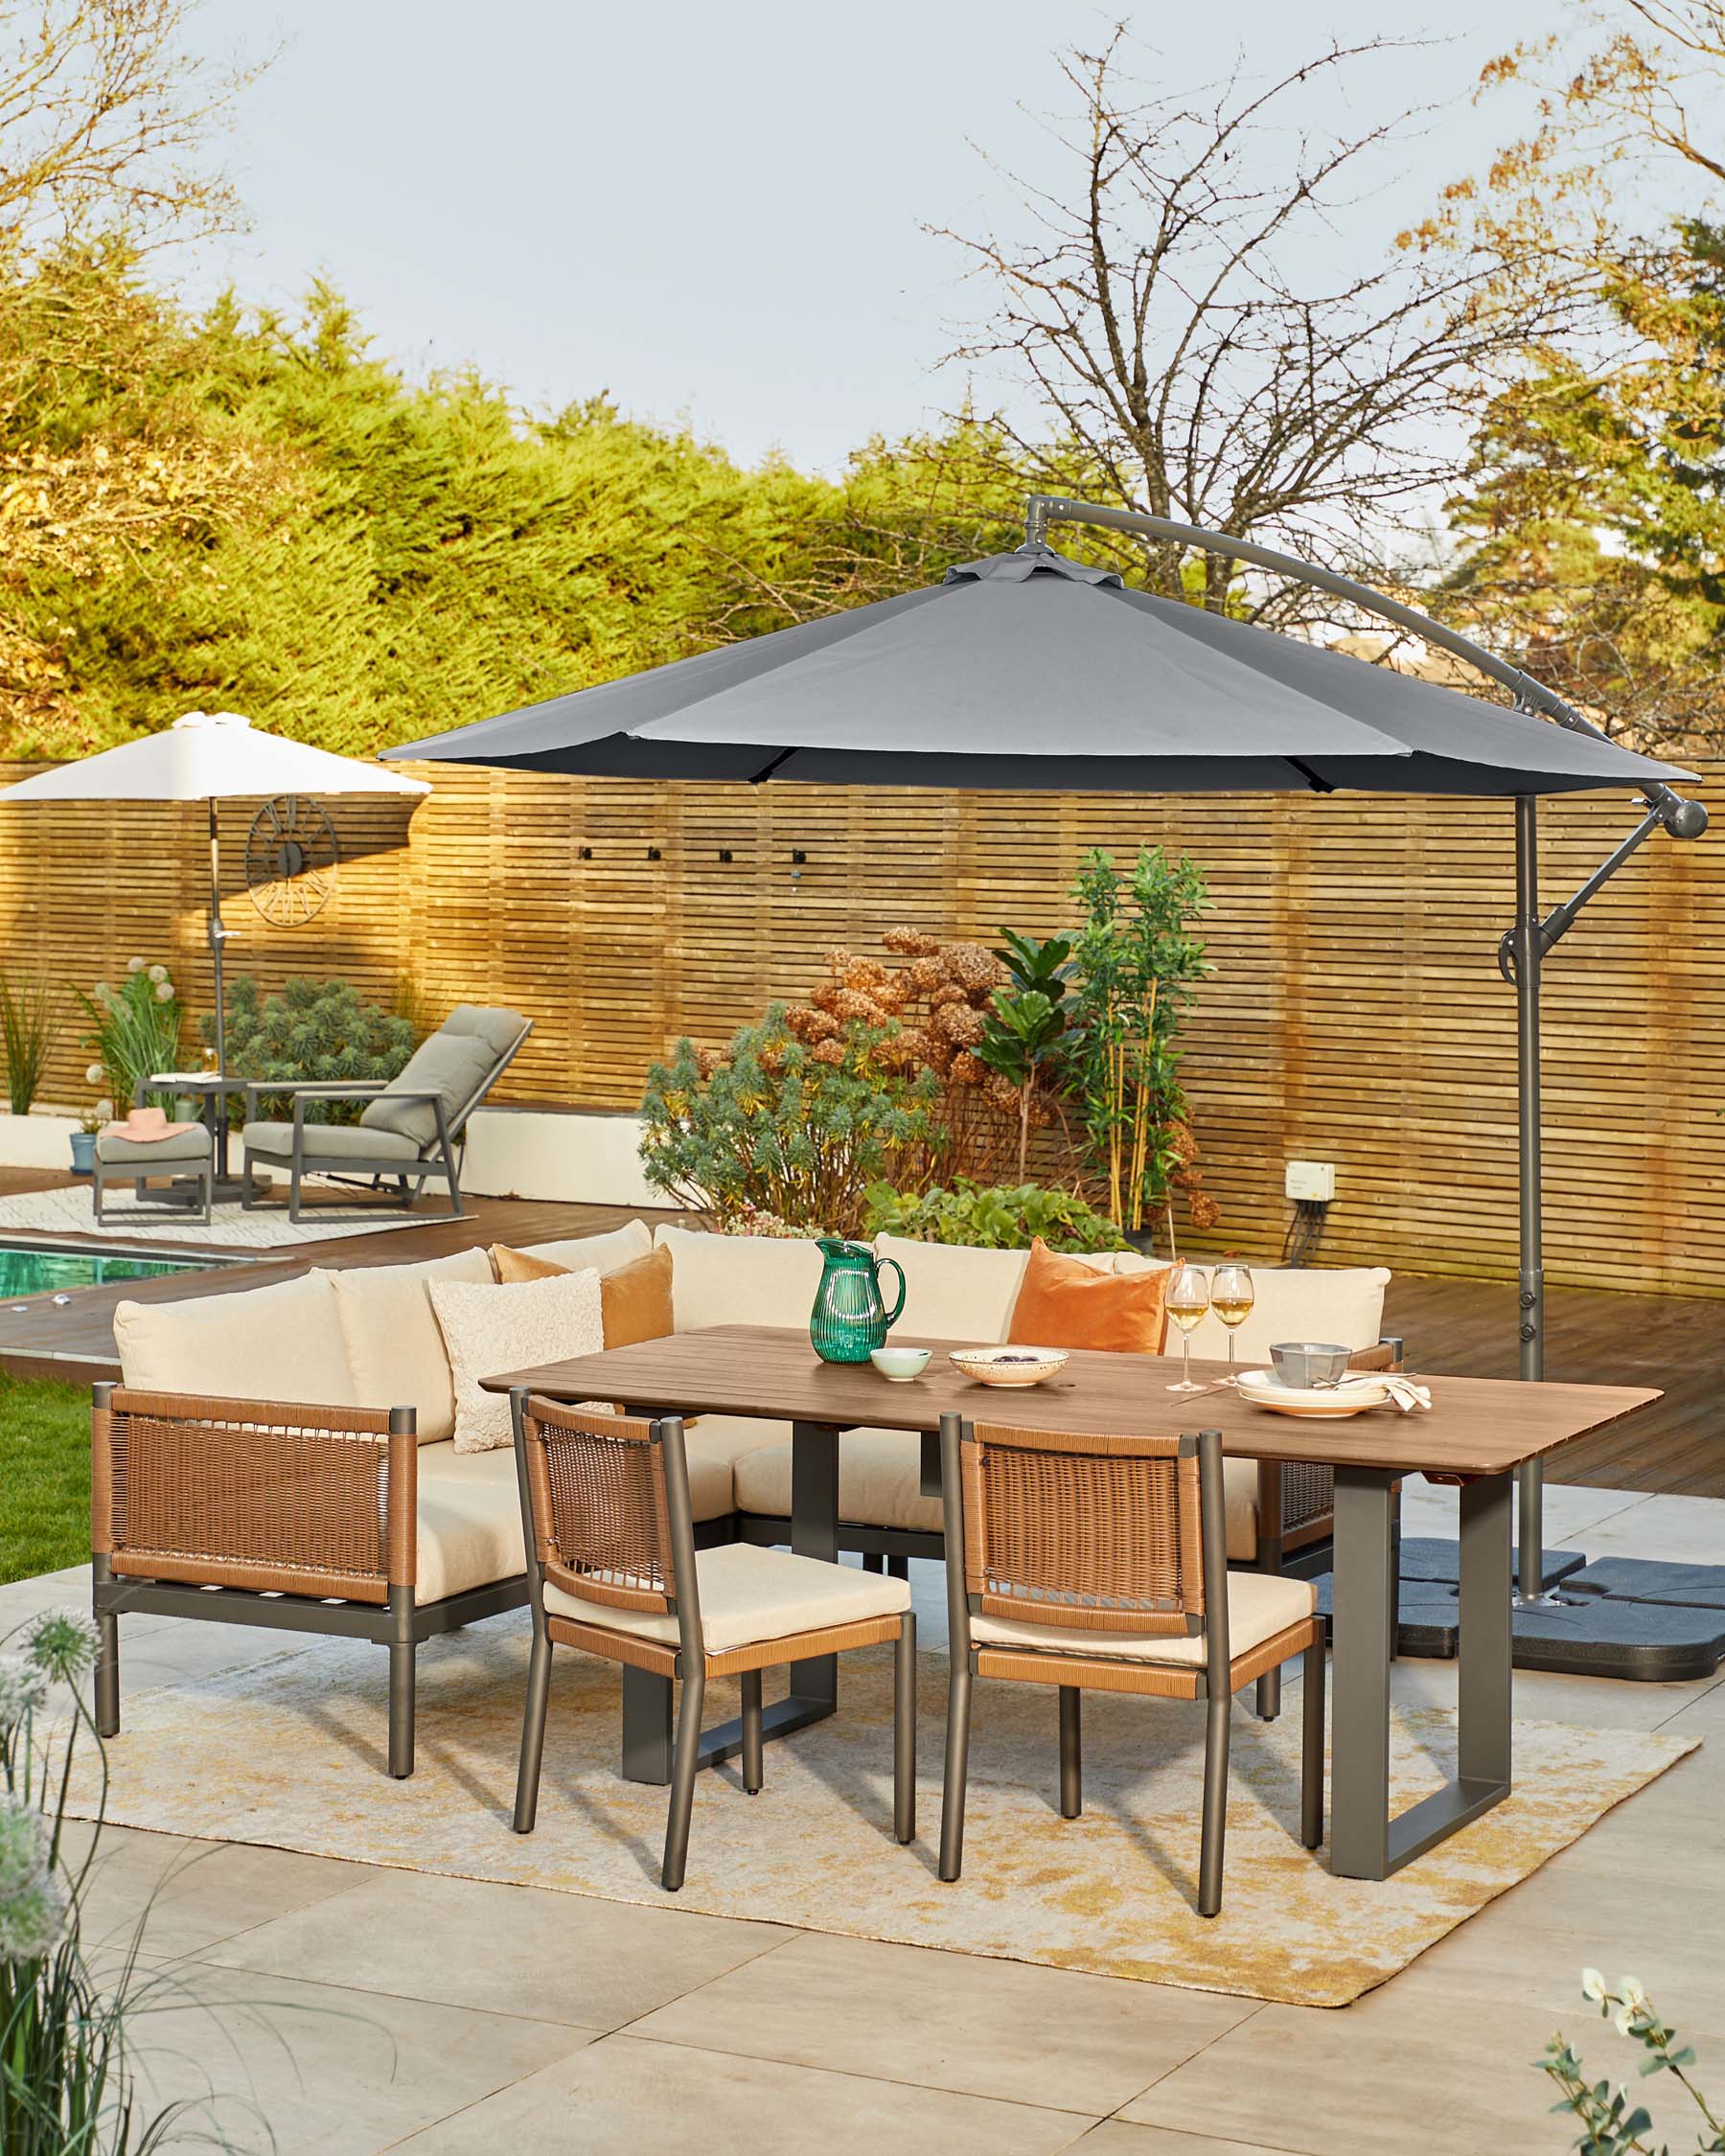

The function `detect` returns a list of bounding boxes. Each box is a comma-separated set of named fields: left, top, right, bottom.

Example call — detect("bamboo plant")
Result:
left=1067, top=846, right=1212, bottom=1244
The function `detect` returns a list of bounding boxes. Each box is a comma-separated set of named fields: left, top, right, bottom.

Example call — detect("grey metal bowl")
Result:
left=1269, top=1341, right=1351, bottom=1388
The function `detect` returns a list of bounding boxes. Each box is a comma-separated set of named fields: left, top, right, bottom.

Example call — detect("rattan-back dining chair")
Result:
left=511, top=1390, right=918, bottom=1892
left=937, top=1412, right=1325, bottom=1917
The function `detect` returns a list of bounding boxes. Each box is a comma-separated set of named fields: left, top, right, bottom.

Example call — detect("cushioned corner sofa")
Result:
left=90, top=1220, right=1399, bottom=1778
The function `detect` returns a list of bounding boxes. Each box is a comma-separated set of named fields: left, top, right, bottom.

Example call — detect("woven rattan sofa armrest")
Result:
left=92, top=1386, right=418, bottom=1598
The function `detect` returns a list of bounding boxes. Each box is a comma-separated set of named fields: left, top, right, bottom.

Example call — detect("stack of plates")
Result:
left=1237, top=1369, right=1390, bottom=1419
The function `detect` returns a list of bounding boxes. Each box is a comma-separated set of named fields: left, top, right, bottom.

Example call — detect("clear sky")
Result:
left=189, top=0, right=1571, bottom=475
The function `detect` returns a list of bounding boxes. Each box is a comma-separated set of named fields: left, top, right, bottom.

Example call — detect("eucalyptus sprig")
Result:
left=1541, top=1970, right=1724, bottom=2155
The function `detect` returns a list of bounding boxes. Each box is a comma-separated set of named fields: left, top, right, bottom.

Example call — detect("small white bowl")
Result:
left=949, top=1345, right=1070, bottom=1388
left=869, top=1345, right=932, bottom=1383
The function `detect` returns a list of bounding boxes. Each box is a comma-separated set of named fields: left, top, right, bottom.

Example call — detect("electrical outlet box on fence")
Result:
left=1285, top=1159, right=1336, bottom=1203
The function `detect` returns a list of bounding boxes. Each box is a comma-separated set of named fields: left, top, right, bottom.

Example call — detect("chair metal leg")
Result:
left=1058, top=1685, right=1082, bottom=1818
left=514, top=1628, right=553, bottom=1832
left=938, top=1657, right=972, bottom=1882
left=1300, top=1639, right=1326, bottom=1850
left=741, top=1669, right=764, bottom=1794
left=387, top=1585, right=415, bottom=1779
left=93, top=1564, right=119, bottom=1739
left=1198, top=1689, right=1230, bottom=1917
left=661, top=1668, right=706, bottom=1892
left=1255, top=1663, right=1282, bottom=1722
left=893, top=1613, right=916, bottom=1844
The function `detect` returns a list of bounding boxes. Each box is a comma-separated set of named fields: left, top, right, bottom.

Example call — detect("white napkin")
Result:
left=1341, top=1372, right=1432, bottom=1413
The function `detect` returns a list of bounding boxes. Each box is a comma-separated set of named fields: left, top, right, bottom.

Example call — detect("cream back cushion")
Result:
left=870, top=1235, right=1105, bottom=1344
left=654, top=1224, right=825, bottom=1333
left=515, top=1219, right=653, bottom=1276
left=112, top=1273, right=356, bottom=1408
left=428, top=1267, right=605, bottom=1454
left=326, top=1248, right=496, bottom=1443
left=1182, top=1265, right=1391, bottom=1364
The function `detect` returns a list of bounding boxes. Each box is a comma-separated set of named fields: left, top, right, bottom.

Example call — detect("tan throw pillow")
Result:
left=326, top=1247, right=496, bottom=1442
left=1006, top=1237, right=1171, bottom=1354
left=427, top=1269, right=605, bottom=1454
left=492, top=1243, right=676, bottom=1350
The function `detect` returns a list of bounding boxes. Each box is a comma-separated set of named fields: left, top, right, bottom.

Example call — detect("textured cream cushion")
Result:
left=415, top=1441, right=526, bottom=1602
left=112, top=1273, right=356, bottom=1409
left=1113, top=1250, right=1173, bottom=1277
left=515, top=1219, right=653, bottom=1276
left=682, top=1414, right=791, bottom=1487
left=733, top=1429, right=939, bottom=1533
left=654, top=1223, right=825, bottom=1332
left=1182, top=1265, right=1391, bottom=1365
left=429, top=1269, right=605, bottom=1454
left=326, top=1249, right=495, bottom=1443
left=971, top=1571, right=1316, bottom=1666
left=544, top=1542, right=910, bottom=1656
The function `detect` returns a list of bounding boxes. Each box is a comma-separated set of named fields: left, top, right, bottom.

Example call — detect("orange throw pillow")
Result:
left=1006, top=1237, right=1170, bottom=1354
left=490, top=1241, right=675, bottom=1349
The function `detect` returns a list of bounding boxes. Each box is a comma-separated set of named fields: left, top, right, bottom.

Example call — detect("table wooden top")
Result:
left=482, top=1325, right=1661, bottom=1478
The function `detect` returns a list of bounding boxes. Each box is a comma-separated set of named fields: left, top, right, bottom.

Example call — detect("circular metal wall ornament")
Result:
left=245, top=793, right=339, bottom=925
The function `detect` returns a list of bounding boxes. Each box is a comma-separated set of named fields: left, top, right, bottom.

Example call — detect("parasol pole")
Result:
left=1024, top=493, right=1708, bottom=1604
left=207, top=796, right=231, bottom=1175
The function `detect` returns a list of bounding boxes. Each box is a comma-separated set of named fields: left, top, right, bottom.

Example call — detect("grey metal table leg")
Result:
left=1329, top=1468, right=1395, bottom=1880
left=621, top=1663, right=673, bottom=1784
left=1330, top=1466, right=1514, bottom=1880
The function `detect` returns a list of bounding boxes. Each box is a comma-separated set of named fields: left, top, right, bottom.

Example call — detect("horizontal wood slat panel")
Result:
left=2, top=759, right=1720, bottom=1300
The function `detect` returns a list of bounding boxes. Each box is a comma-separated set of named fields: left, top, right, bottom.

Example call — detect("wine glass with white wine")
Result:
left=1209, top=1260, right=1254, bottom=1386
left=1164, top=1262, right=1211, bottom=1393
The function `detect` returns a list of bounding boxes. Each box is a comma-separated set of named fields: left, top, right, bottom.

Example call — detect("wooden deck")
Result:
left=0, top=1172, right=1718, bottom=1496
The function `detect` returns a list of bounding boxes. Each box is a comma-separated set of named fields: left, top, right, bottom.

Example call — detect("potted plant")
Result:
left=68, top=1094, right=110, bottom=1177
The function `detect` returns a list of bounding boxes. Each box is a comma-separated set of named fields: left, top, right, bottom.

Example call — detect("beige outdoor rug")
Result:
left=70, top=1617, right=1696, bottom=2008
left=0, top=1184, right=426, bottom=1249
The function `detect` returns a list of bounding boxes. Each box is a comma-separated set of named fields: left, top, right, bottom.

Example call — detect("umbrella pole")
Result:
left=208, top=798, right=230, bottom=1180
left=1513, top=795, right=1548, bottom=1603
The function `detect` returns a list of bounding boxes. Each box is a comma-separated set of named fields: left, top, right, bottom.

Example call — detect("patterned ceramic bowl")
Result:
left=949, top=1345, right=1070, bottom=1388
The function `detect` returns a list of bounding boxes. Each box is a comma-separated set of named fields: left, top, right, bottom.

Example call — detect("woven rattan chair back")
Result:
left=519, top=1396, right=677, bottom=1617
left=961, top=1422, right=1205, bottom=1638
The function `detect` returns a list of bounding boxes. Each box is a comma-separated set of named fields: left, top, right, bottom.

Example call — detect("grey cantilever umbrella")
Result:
left=387, top=524, right=1704, bottom=1605
left=392, top=546, right=1688, bottom=797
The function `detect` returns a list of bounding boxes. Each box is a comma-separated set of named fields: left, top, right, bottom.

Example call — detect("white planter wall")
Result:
left=0, top=1111, right=81, bottom=1170
left=459, top=1109, right=661, bottom=1208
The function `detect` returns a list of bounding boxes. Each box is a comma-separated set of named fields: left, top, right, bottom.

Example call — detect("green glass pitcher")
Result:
left=810, top=1237, right=907, bottom=1364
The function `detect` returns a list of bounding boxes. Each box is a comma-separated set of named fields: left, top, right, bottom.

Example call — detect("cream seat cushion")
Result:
left=325, top=1248, right=496, bottom=1443
left=733, top=1429, right=939, bottom=1534
left=516, top=1220, right=653, bottom=1275
left=543, top=1542, right=910, bottom=1657
left=414, top=1441, right=527, bottom=1603
left=1181, top=1265, right=1391, bottom=1364
left=735, top=1431, right=1262, bottom=1553
left=654, top=1224, right=825, bottom=1333
left=971, top=1571, right=1316, bottom=1666
left=112, top=1272, right=356, bottom=1409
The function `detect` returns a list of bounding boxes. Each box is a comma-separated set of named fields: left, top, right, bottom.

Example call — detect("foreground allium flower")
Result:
left=83, top=1062, right=104, bottom=1085
left=153, top=981, right=174, bottom=1001
left=126, top=956, right=147, bottom=974
left=0, top=1654, right=49, bottom=1731
left=26, top=1609, right=100, bottom=1685
left=147, top=964, right=167, bottom=983
left=0, top=1796, right=51, bottom=1899
left=0, top=1869, right=68, bottom=1965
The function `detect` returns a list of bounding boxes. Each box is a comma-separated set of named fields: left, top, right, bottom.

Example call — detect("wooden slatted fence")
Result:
left=2, top=759, right=1719, bottom=1298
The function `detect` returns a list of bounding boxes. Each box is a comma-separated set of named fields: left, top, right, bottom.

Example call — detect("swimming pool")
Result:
left=0, top=1243, right=217, bottom=1299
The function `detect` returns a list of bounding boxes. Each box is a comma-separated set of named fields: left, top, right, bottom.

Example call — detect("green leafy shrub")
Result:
left=862, top=1179, right=1129, bottom=1253
left=640, top=1006, right=941, bottom=1237
left=76, top=958, right=182, bottom=1112
left=209, top=975, right=415, bottom=1123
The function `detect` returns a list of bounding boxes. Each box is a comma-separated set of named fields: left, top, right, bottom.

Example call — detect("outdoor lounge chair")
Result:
left=241, top=1004, right=531, bottom=1221
left=935, top=1413, right=1325, bottom=1917
left=510, top=1392, right=916, bottom=1892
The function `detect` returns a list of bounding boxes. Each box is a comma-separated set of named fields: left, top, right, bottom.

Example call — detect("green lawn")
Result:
left=0, top=1372, right=90, bottom=1586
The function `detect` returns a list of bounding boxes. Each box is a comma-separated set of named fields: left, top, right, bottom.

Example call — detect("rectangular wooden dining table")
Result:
left=483, top=1325, right=1659, bottom=1883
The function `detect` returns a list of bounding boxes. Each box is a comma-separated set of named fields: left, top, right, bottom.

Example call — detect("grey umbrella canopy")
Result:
left=387, top=547, right=1692, bottom=796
